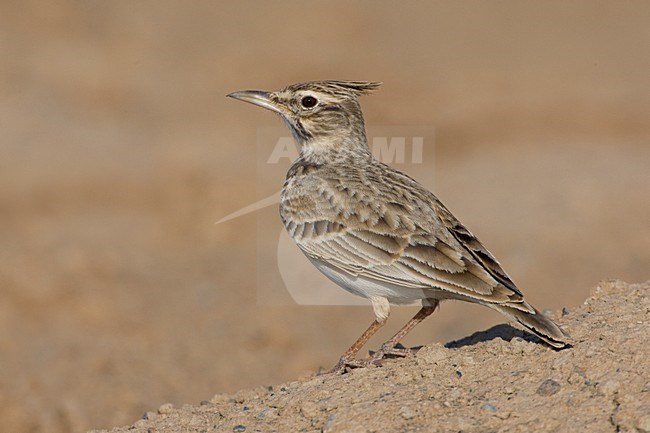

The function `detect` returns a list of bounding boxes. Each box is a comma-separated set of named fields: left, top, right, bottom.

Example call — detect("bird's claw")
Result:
left=367, top=343, right=418, bottom=366
left=319, top=355, right=367, bottom=375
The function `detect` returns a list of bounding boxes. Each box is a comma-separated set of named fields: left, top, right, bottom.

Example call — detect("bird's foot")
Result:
left=319, top=355, right=367, bottom=375
left=366, top=343, right=418, bottom=366
left=318, top=344, right=420, bottom=375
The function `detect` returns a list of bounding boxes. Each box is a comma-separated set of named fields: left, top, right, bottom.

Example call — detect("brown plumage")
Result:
left=228, top=80, right=570, bottom=373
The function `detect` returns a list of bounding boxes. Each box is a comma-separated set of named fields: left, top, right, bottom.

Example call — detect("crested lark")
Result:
left=228, top=80, right=569, bottom=374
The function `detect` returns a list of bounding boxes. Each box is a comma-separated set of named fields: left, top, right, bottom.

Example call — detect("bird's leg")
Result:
left=323, top=319, right=386, bottom=375
left=368, top=300, right=439, bottom=365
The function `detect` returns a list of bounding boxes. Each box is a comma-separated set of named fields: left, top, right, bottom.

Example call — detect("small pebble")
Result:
left=480, top=403, right=497, bottom=412
left=455, top=370, right=462, bottom=378
left=399, top=406, right=415, bottom=420
left=157, top=403, right=174, bottom=414
left=536, top=379, right=561, bottom=396
left=233, top=425, right=246, bottom=432
left=562, top=307, right=570, bottom=316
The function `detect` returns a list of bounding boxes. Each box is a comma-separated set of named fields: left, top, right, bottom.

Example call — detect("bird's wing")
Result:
left=288, top=203, right=526, bottom=307
left=281, top=161, right=530, bottom=308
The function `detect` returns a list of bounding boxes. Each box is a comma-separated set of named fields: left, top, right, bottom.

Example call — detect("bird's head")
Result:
left=228, top=80, right=381, bottom=159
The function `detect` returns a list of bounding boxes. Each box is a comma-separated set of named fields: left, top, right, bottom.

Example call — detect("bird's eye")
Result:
left=301, top=96, right=318, bottom=108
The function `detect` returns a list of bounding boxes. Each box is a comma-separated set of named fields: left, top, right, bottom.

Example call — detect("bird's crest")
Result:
left=286, top=80, right=382, bottom=98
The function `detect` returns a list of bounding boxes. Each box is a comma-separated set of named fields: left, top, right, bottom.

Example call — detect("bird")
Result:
left=227, top=80, right=570, bottom=374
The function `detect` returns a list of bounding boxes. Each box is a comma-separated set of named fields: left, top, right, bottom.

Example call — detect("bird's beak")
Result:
left=226, top=90, right=283, bottom=115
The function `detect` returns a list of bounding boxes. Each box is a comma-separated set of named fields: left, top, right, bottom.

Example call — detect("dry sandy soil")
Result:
left=93, top=280, right=650, bottom=433
left=1, top=2, right=649, bottom=433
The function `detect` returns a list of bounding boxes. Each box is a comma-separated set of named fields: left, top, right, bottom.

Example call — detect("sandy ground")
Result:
left=1, top=2, right=649, bottom=432
left=92, top=280, right=650, bottom=433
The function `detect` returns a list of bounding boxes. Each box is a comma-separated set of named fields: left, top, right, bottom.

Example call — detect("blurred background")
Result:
left=1, top=1, right=649, bottom=432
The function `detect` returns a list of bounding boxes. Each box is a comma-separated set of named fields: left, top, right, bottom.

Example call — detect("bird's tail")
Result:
left=489, top=303, right=571, bottom=349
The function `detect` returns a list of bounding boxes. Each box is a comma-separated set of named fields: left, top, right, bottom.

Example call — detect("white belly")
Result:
left=306, top=255, right=434, bottom=305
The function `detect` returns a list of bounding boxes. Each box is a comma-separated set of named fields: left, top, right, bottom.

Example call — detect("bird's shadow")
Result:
left=371, top=324, right=571, bottom=361
left=378, top=324, right=551, bottom=358
left=444, top=323, right=559, bottom=349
